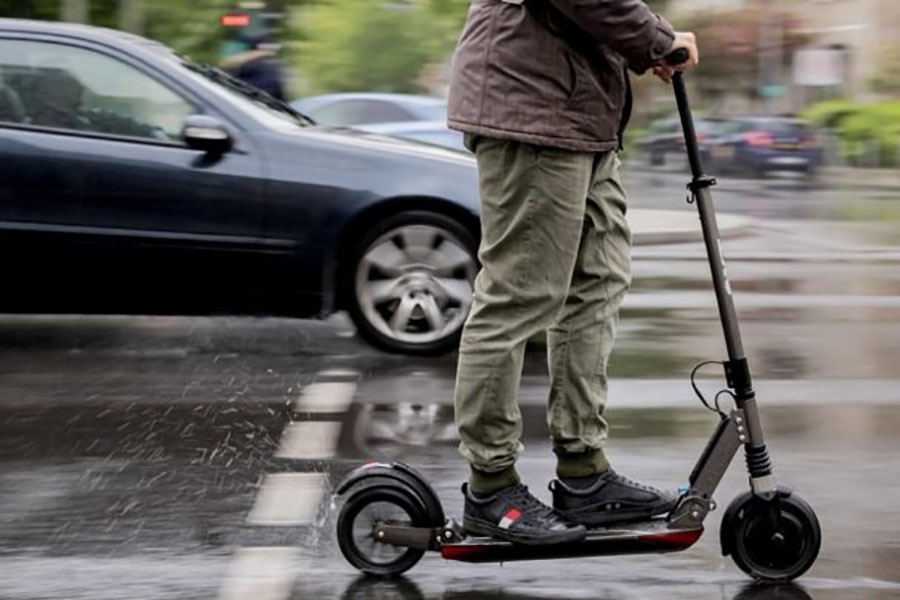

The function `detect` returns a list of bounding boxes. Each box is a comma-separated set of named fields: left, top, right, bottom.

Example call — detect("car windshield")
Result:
left=180, top=60, right=314, bottom=127
left=696, top=120, right=728, bottom=136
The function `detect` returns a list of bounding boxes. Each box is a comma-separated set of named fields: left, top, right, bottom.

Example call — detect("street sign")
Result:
left=793, top=47, right=845, bottom=87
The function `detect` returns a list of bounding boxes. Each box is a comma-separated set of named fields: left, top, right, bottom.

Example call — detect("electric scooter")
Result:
left=332, top=50, right=822, bottom=582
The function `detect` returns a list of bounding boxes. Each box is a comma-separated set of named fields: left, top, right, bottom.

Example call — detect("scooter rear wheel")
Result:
left=724, top=490, right=821, bottom=582
left=337, top=485, right=428, bottom=577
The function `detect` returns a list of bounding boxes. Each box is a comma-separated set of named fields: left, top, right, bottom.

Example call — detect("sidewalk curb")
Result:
left=624, top=161, right=900, bottom=193
left=820, top=167, right=900, bottom=192
left=631, top=208, right=755, bottom=246
left=353, top=376, right=900, bottom=409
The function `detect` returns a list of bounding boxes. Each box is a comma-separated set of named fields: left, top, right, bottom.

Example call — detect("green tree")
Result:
left=0, top=0, right=62, bottom=19
left=0, top=0, right=237, bottom=63
left=298, top=0, right=441, bottom=94
left=143, top=0, right=229, bottom=63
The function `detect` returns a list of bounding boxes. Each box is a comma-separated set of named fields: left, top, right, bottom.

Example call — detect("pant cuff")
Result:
left=468, top=465, right=521, bottom=495
left=555, top=449, right=610, bottom=478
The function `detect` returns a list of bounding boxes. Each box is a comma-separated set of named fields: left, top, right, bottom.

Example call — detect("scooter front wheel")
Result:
left=337, top=485, right=428, bottom=577
left=723, top=490, right=821, bottom=582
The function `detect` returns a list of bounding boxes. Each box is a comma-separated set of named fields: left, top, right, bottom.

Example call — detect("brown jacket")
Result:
left=447, top=0, right=674, bottom=151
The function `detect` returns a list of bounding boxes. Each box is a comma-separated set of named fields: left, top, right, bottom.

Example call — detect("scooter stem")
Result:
left=667, top=71, right=776, bottom=497
left=672, top=72, right=705, bottom=180
left=670, top=71, right=747, bottom=374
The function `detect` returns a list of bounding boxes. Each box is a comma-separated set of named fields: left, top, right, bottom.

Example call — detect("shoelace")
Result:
left=506, top=484, right=557, bottom=520
left=607, top=470, right=661, bottom=493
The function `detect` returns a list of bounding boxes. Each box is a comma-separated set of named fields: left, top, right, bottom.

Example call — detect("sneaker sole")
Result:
left=463, top=516, right=586, bottom=546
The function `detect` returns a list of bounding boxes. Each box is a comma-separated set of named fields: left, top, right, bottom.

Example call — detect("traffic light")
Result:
left=219, top=13, right=252, bottom=28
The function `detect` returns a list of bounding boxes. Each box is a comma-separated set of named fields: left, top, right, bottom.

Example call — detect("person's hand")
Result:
left=652, top=31, right=699, bottom=84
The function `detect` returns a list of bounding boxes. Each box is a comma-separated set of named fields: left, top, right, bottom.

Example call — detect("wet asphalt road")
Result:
left=1, top=173, right=899, bottom=600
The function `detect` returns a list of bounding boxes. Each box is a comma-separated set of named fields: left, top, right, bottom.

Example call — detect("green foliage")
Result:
left=802, top=100, right=900, bottom=168
left=143, top=0, right=229, bottom=63
left=0, top=0, right=60, bottom=19
left=0, top=0, right=230, bottom=63
left=297, top=0, right=452, bottom=94
left=88, top=0, right=117, bottom=28
left=420, top=0, right=469, bottom=32
left=801, top=99, right=858, bottom=129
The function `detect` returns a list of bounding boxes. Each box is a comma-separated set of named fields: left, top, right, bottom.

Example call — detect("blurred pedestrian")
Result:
left=222, top=33, right=287, bottom=102
left=447, top=0, right=699, bottom=545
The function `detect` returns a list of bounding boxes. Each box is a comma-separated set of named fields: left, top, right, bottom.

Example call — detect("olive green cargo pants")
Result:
left=455, top=135, right=632, bottom=493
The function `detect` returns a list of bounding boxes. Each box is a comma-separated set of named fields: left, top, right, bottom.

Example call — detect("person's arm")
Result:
left=547, top=0, right=674, bottom=73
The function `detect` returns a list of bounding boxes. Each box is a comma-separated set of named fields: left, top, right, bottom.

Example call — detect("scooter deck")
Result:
left=440, top=519, right=703, bottom=563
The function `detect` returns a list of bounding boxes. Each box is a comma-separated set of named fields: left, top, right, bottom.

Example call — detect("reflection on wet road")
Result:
left=2, top=322, right=898, bottom=599
left=1, top=214, right=899, bottom=599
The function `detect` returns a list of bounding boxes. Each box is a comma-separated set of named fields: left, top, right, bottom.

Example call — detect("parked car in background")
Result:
left=291, top=93, right=448, bottom=127
left=699, top=116, right=824, bottom=178
left=637, top=117, right=727, bottom=167
left=0, top=19, right=481, bottom=356
left=358, top=120, right=466, bottom=152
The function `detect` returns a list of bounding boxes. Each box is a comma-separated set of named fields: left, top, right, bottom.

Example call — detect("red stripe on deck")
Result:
left=637, top=529, right=703, bottom=548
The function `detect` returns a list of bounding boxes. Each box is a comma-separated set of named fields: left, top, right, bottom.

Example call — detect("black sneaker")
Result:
left=462, top=483, right=586, bottom=545
left=550, top=470, right=678, bottom=528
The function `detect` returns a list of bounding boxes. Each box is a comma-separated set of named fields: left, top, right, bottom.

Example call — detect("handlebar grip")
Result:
left=664, top=48, right=690, bottom=67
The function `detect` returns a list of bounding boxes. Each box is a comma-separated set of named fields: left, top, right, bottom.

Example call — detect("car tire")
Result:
left=344, top=210, right=479, bottom=356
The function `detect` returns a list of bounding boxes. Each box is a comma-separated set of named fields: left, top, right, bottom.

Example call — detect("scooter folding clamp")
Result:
left=668, top=493, right=715, bottom=529
left=687, top=175, right=717, bottom=192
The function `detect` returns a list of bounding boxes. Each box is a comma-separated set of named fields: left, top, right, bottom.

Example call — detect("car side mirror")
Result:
left=182, top=115, right=232, bottom=154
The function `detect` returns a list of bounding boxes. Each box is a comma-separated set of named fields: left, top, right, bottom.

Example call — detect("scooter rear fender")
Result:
left=335, top=461, right=445, bottom=526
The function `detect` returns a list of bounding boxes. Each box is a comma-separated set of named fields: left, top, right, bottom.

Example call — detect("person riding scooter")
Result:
left=447, top=0, right=699, bottom=545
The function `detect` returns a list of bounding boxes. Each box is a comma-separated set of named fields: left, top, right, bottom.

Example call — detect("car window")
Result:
left=310, top=99, right=414, bottom=126
left=761, top=120, right=810, bottom=136
left=717, top=121, right=745, bottom=136
left=696, top=120, right=724, bottom=136
left=0, top=39, right=196, bottom=141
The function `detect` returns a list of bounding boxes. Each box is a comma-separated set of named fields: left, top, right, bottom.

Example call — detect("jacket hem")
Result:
left=448, top=119, right=619, bottom=153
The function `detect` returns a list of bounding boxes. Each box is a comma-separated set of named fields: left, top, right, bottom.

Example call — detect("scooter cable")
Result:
left=714, top=389, right=737, bottom=417
left=690, top=360, right=728, bottom=418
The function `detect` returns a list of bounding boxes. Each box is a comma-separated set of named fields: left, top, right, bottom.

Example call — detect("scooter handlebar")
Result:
left=664, top=47, right=691, bottom=67
left=663, top=49, right=705, bottom=179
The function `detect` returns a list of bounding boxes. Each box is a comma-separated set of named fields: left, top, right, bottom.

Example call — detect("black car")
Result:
left=637, top=117, right=727, bottom=167
left=0, top=19, right=480, bottom=355
left=699, top=116, right=824, bottom=178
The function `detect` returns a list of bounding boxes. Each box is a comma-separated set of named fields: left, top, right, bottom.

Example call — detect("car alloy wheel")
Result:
left=350, top=212, right=478, bottom=354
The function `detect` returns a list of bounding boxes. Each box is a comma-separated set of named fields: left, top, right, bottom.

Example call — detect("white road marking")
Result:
left=247, top=473, right=327, bottom=526
left=221, top=370, right=358, bottom=597
left=217, top=547, right=298, bottom=600
left=317, top=368, right=361, bottom=380
left=294, top=382, right=357, bottom=413
left=275, top=421, right=342, bottom=460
